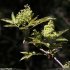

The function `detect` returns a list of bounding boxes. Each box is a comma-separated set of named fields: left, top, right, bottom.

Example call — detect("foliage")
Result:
left=1, top=5, right=68, bottom=62
left=30, top=20, right=68, bottom=50
left=1, top=4, right=54, bottom=30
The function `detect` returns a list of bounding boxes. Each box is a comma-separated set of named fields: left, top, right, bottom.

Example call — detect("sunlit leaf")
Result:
left=4, top=24, right=17, bottom=27
left=58, top=29, right=69, bottom=37
left=20, top=54, right=32, bottom=60
left=28, top=16, right=38, bottom=26
left=32, top=17, right=55, bottom=28
left=29, top=37, right=50, bottom=48
left=56, top=37, right=68, bottom=41
left=11, top=12, right=16, bottom=23
left=1, top=19, right=13, bottom=24
left=20, top=52, right=36, bottom=60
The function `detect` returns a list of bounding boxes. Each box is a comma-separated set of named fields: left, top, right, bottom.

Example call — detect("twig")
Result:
left=40, top=48, right=50, bottom=55
left=54, top=57, right=64, bottom=68
left=40, top=48, right=64, bottom=68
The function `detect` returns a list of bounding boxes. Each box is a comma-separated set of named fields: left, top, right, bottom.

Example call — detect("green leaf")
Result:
left=20, top=54, right=32, bottom=60
left=20, top=52, right=30, bottom=55
left=58, top=29, right=69, bottom=37
left=1, top=19, right=13, bottom=24
left=30, top=37, right=41, bottom=44
left=11, top=12, right=16, bottom=23
left=4, top=24, right=17, bottom=27
left=56, top=37, right=68, bottom=41
left=32, top=17, right=55, bottom=27
left=28, top=16, right=38, bottom=26
left=41, top=42, right=50, bottom=48
left=29, top=37, right=50, bottom=48
left=19, top=26, right=29, bottom=30
left=20, top=52, right=36, bottom=60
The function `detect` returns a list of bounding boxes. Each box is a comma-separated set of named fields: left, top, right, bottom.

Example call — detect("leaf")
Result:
left=56, top=37, right=68, bottom=41
left=29, top=37, right=41, bottom=43
left=41, top=42, right=50, bottom=48
left=20, top=52, right=29, bottom=55
left=58, top=29, right=69, bottom=37
left=19, top=26, right=29, bottom=30
left=20, top=52, right=32, bottom=60
left=20, top=52, right=36, bottom=60
left=29, top=37, right=50, bottom=48
left=20, top=54, right=32, bottom=60
left=1, top=19, right=13, bottom=24
left=36, top=16, right=55, bottom=24
left=4, top=24, right=17, bottom=27
left=28, top=16, right=38, bottom=26
left=11, top=12, right=16, bottom=23
left=32, top=16, right=55, bottom=27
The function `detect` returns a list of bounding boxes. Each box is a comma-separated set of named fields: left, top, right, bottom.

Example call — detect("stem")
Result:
left=54, top=57, right=64, bottom=68
left=40, top=49, right=50, bottom=55
left=40, top=48, right=64, bottom=68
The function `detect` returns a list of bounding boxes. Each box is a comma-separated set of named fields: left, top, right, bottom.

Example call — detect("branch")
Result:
left=40, top=48, right=50, bottom=55
left=40, top=48, right=64, bottom=68
left=54, top=57, right=64, bottom=68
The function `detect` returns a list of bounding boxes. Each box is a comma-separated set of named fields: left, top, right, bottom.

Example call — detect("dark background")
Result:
left=0, top=0, right=70, bottom=69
